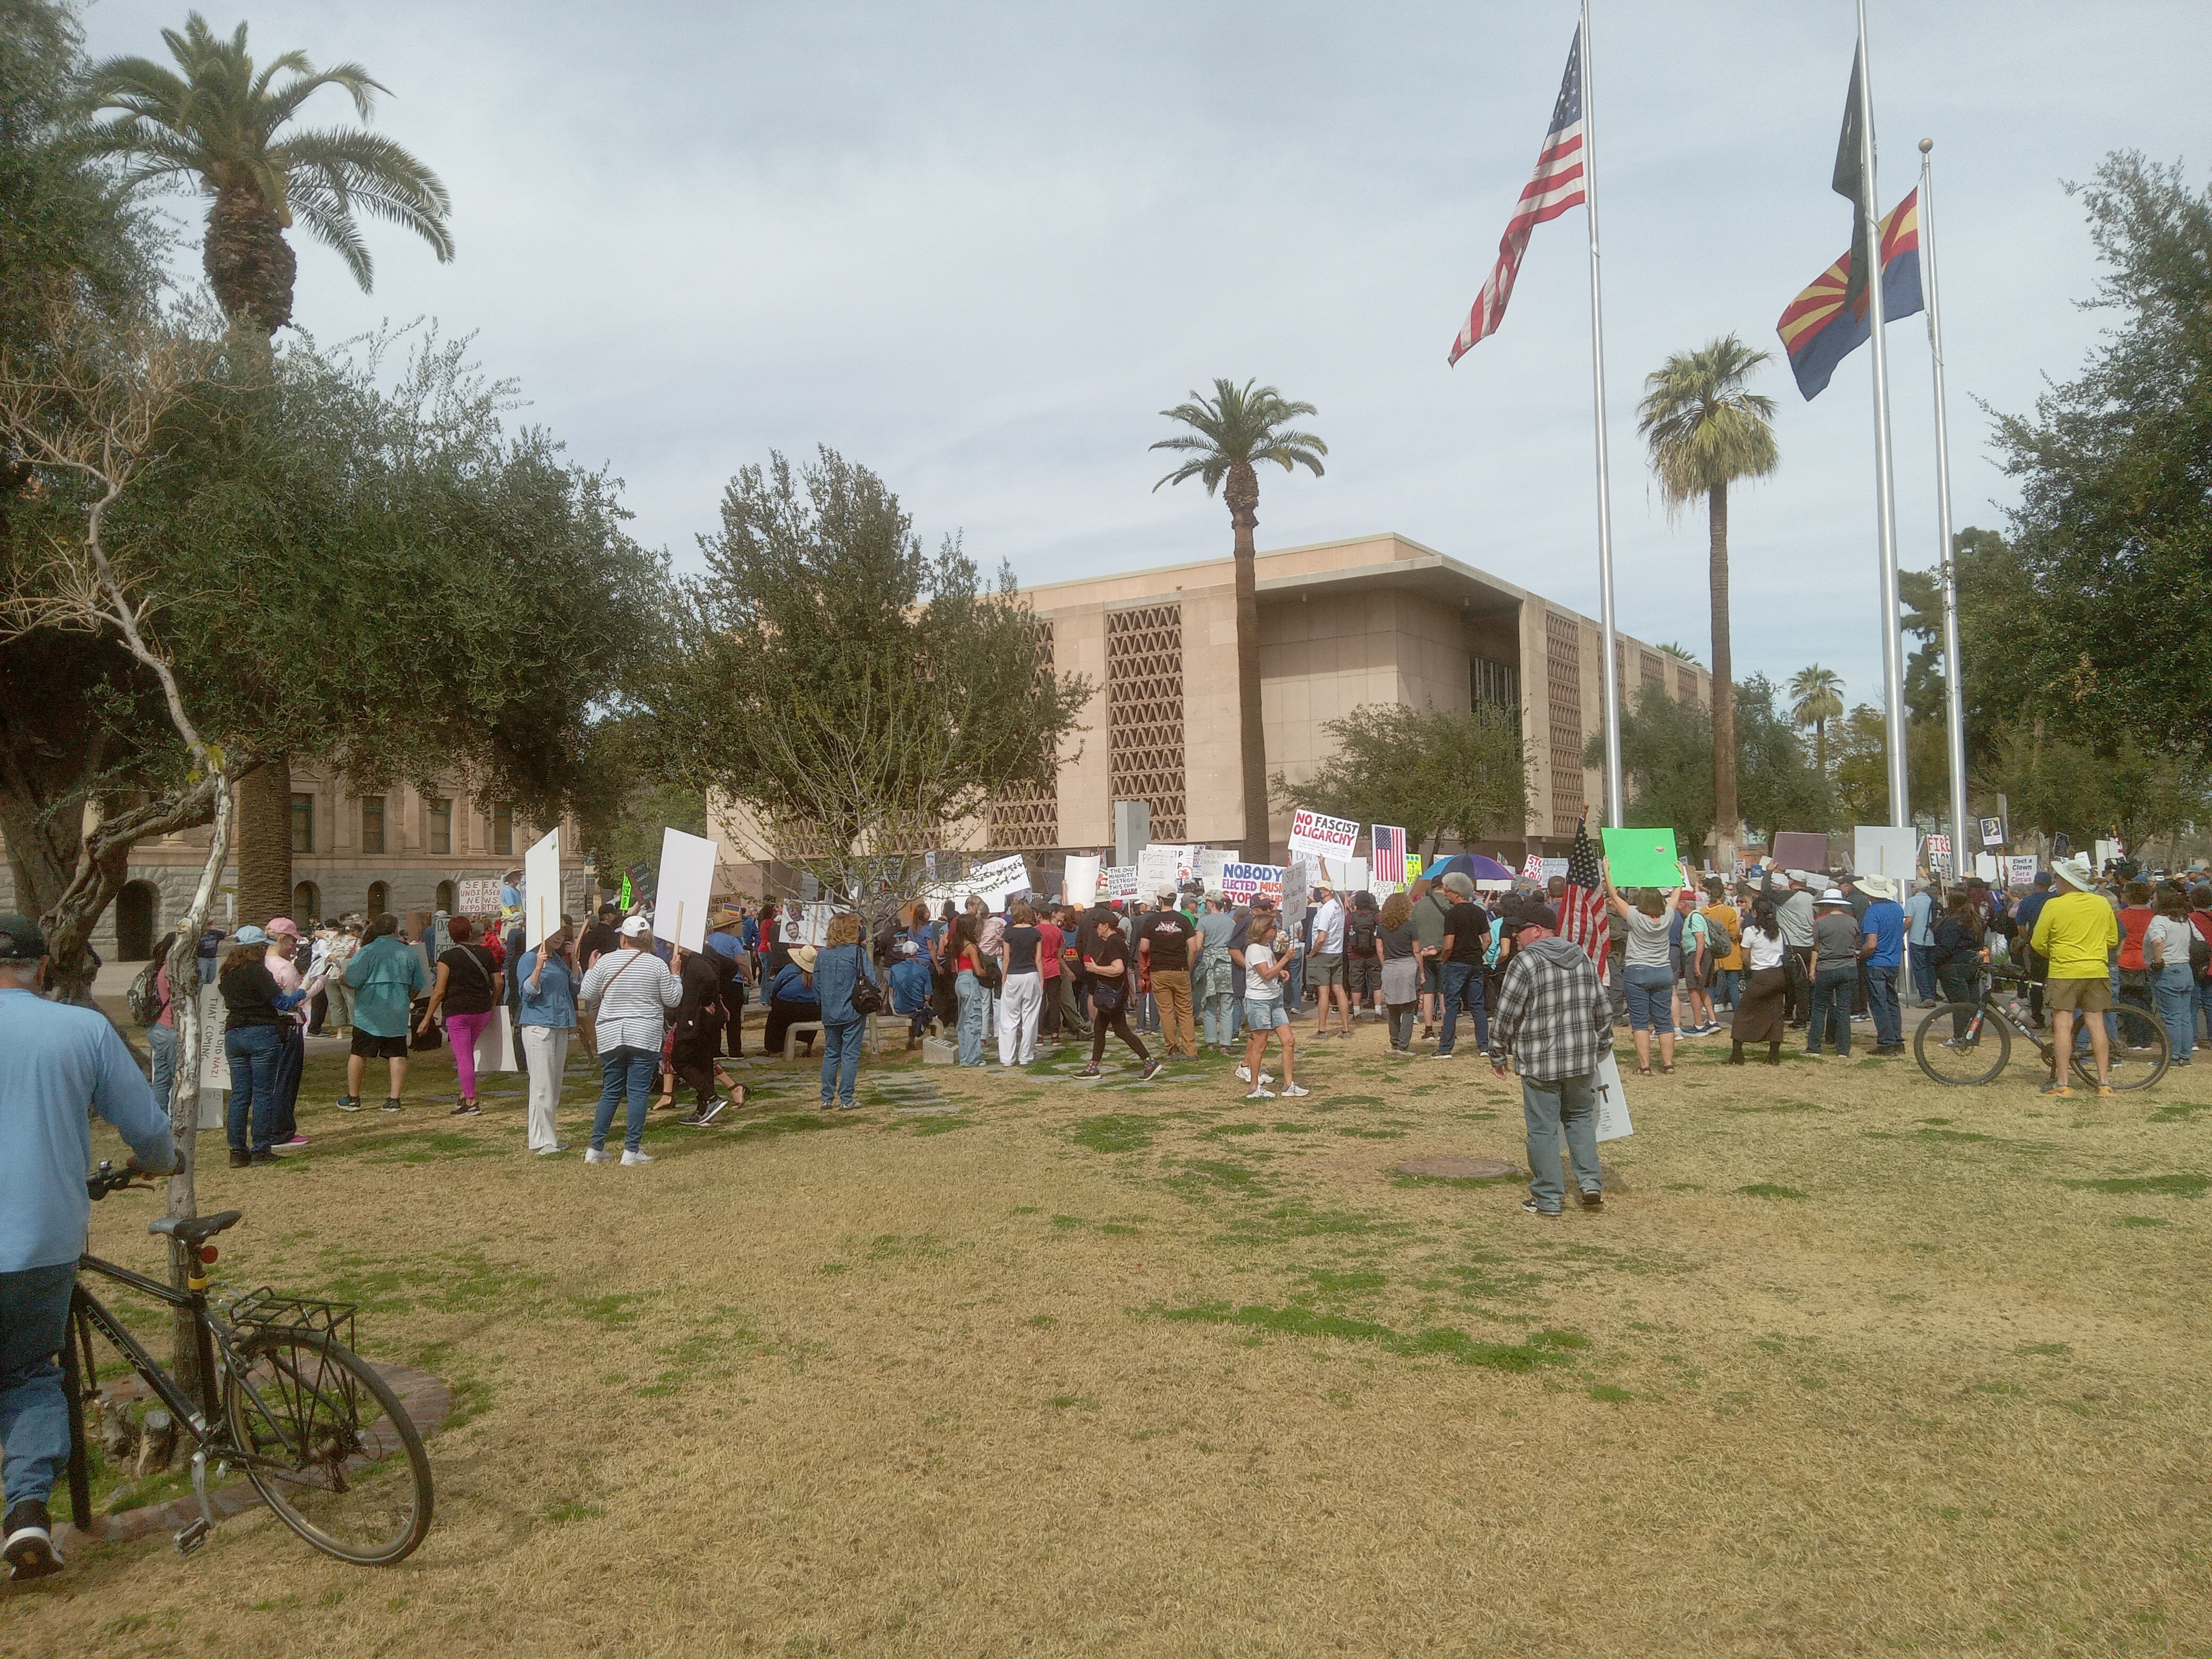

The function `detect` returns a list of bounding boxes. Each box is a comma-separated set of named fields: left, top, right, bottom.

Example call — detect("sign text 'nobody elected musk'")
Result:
left=1220, top=862, right=1286, bottom=904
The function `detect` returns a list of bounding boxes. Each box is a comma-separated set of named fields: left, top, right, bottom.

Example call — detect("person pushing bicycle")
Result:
left=0, top=914, right=177, bottom=1581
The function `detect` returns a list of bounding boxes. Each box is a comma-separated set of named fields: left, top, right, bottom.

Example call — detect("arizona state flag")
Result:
left=1775, top=189, right=1923, bottom=400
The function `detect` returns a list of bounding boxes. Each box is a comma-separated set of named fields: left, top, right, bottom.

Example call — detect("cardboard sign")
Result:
left=1770, top=831, right=1829, bottom=875
left=1063, top=855, right=1100, bottom=908
left=1198, top=849, right=1229, bottom=891
left=778, top=901, right=831, bottom=947
left=1280, top=859, right=1311, bottom=932
left=1851, top=826, right=1920, bottom=882
left=655, top=827, right=718, bottom=953
left=524, top=828, right=560, bottom=950
left=1137, top=843, right=1193, bottom=894
left=457, top=878, right=500, bottom=916
left=1600, top=827, right=1681, bottom=890
left=1105, top=865, right=1139, bottom=902
left=1541, top=858, right=1571, bottom=883
left=1405, top=853, right=1424, bottom=888
left=1594, top=1049, right=1632, bottom=1142
left=1287, top=809, right=1359, bottom=860
left=472, top=1008, right=520, bottom=1075
left=196, top=983, right=228, bottom=1096
left=2006, top=854, right=2038, bottom=890
left=1220, top=861, right=1285, bottom=904
left=1320, top=856, right=1369, bottom=895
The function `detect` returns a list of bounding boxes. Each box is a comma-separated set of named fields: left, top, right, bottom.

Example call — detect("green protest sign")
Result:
left=1601, top=826, right=1681, bottom=889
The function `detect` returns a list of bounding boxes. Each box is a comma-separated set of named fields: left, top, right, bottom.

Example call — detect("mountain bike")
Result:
left=1913, top=974, right=2170, bottom=1091
left=60, top=1162, right=434, bottom=1565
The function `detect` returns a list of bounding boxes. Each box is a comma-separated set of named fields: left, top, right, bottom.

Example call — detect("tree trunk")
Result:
left=1708, top=483, right=1738, bottom=870
left=1815, top=718, right=1827, bottom=776
left=236, top=758, right=292, bottom=930
left=163, top=780, right=233, bottom=1401
left=1226, top=461, right=1270, bottom=859
left=204, top=187, right=296, bottom=336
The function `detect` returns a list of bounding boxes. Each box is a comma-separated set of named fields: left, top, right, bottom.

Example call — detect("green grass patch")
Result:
left=1737, top=1184, right=1810, bottom=1201
left=1070, top=1114, right=1158, bottom=1154
left=1150, top=1302, right=1583, bottom=1373
left=1722, top=1101, right=1825, bottom=1115
left=1587, top=1384, right=1636, bottom=1403
left=2059, top=1173, right=2208, bottom=1198
left=2116, top=1215, right=2171, bottom=1229
left=542, top=1498, right=603, bottom=1523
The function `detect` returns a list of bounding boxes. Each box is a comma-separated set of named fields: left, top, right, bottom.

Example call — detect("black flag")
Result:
left=1832, top=45, right=1873, bottom=316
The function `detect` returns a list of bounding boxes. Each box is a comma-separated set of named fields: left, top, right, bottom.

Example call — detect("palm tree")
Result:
left=1636, top=335, right=1779, bottom=867
left=1788, top=664, right=1847, bottom=774
left=1151, top=379, right=1326, bottom=857
left=87, top=13, right=453, bottom=925
left=85, top=12, right=453, bottom=336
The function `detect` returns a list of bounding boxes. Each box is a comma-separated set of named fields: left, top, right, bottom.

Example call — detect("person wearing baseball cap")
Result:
left=1, top=914, right=177, bottom=1580
left=1486, top=901, right=1612, bottom=1217
left=1306, top=880, right=1352, bottom=1040
left=576, top=914, right=684, bottom=1163
left=2030, top=855, right=2121, bottom=1096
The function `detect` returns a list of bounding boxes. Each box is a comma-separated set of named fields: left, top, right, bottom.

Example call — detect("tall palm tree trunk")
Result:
left=204, top=186, right=297, bottom=336
left=1225, top=461, right=1271, bottom=858
left=236, top=757, right=293, bottom=927
left=1708, top=483, right=1738, bottom=867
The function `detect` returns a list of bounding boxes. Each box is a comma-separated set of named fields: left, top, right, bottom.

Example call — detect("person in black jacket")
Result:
left=668, top=948, right=747, bottom=1125
left=1928, top=892, right=1987, bottom=1041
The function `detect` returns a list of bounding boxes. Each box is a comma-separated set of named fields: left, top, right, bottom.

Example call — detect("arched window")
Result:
left=435, top=880, right=456, bottom=914
left=292, top=881, right=321, bottom=927
left=115, top=881, right=160, bottom=961
left=366, top=881, right=390, bottom=919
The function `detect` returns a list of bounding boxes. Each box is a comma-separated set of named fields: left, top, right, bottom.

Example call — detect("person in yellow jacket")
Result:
left=2030, top=855, right=2122, bottom=1097
left=1701, top=879, right=1744, bottom=1011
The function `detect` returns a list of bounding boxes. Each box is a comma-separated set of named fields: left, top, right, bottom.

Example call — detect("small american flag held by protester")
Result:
left=1558, top=811, right=1610, bottom=983
left=1370, top=825, right=1405, bottom=882
left=1447, top=25, right=1588, bottom=363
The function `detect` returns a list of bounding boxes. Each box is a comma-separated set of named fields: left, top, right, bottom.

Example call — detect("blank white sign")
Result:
left=524, top=827, right=560, bottom=950
left=656, top=828, right=717, bottom=953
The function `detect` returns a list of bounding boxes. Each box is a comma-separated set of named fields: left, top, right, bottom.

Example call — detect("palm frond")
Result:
left=287, top=191, right=374, bottom=289
left=1151, top=376, right=1328, bottom=490
left=1636, top=332, right=1780, bottom=507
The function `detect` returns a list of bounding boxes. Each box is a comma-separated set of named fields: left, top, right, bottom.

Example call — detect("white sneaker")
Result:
left=584, top=1147, right=614, bottom=1164
left=1279, top=1083, right=1310, bottom=1097
left=1245, top=1087, right=1276, bottom=1100
left=534, top=1143, right=568, bottom=1157
left=1234, top=1065, right=1276, bottom=1085
left=621, top=1149, right=653, bottom=1167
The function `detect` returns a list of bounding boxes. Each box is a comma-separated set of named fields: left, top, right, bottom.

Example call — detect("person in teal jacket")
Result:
left=340, top=913, right=429, bottom=1113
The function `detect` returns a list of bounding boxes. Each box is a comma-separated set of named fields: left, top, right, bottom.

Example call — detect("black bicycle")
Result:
left=61, top=1162, right=434, bottom=1565
left=1914, top=974, right=2171, bottom=1091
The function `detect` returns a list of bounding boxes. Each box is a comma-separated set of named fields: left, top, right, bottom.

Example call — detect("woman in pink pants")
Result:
left=417, top=915, right=505, bottom=1116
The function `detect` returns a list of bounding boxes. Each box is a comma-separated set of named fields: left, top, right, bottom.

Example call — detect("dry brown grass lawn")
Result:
left=7, top=1012, right=2211, bottom=1657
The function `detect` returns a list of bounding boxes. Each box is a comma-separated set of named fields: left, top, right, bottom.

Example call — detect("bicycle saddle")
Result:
left=149, top=1211, right=242, bottom=1245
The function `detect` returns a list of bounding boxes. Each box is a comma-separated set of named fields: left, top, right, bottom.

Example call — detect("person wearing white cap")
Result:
left=576, top=915, right=683, bottom=1163
left=1805, top=890, right=1861, bottom=1059
left=2029, top=855, right=2121, bottom=1097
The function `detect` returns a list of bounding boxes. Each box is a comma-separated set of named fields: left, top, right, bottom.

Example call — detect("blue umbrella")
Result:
left=1422, top=853, right=1519, bottom=884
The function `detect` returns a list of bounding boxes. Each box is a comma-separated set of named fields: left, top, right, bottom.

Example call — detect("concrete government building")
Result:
left=0, top=766, right=589, bottom=963
left=715, top=532, right=1708, bottom=887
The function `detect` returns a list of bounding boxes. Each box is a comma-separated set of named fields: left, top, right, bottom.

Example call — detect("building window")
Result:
left=429, top=797, right=453, bottom=856
left=1470, top=656, right=1520, bottom=710
left=361, top=796, right=386, bottom=855
left=289, top=792, right=314, bottom=854
left=492, top=802, right=514, bottom=857
left=366, top=880, right=389, bottom=918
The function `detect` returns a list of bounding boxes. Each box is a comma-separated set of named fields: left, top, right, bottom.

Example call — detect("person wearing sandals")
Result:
left=1234, top=914, right=1306, bottom=1100
left=417, top=916, right=503, bottom=1117
left=1486, top=902, right=1612, bottom=1217
left=1605, top=874, right=1678, bottom=1075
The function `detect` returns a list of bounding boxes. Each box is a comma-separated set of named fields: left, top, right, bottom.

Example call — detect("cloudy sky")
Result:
left=81, top=1, right=2206, bottom=708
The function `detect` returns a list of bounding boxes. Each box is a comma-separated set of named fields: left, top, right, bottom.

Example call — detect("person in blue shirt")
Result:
left=765, top=945, right=822, bottom=1059
left=0, top=914, right=177, bottom=1580
left=517, top=923, right=581, bottom=1155
left=889, top=941, right=935, bottom=1048
left=1857, top=875, right=1909, bottom=1054
left=1904, top=880, right=1937, bottom=1004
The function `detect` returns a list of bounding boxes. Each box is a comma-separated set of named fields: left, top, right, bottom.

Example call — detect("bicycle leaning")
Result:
left=56, top=1162, right=433, bottom=1566
left=1913, top=971, right=2171, bottom=1091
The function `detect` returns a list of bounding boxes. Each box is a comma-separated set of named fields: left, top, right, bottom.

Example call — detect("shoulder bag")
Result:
left=848, top=944, right=885, bottom=1017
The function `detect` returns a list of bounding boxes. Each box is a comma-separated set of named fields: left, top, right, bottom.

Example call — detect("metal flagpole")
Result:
left=1857, top=0, right=1910, bottom=827
left=1582, top=0, right=1624, bottom=830
left=1919, top=137, right=1971, bottom=878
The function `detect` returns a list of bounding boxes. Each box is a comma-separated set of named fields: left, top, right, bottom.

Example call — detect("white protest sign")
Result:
left=1594, top=1049, right=1633, bottom=1142
left=1199, top=848, right=1229, bottom=891
left=524, top=827, right=560, bottom=950
left=1852, top=826, right=1920, bottom=881
left=1521, top=853, right=1543, bottom=880
left=1542, top=858, right=1571, bottom=883
left=1220, top=862, right=1285, bottom=904
left=1137, top=843, right=1194, bottom=893
left=1287, top=809, right=1359, bottom=861
left=2094, top=838, right=2121, bottom=869
left=2006, top=854, right=2038, bottom=889
left=196, top=984, right=228, bottom=1115
left=966, top=852, right=1032, bottom=907
left=1105, top=865, right=1140, bottom=902
left=1321, top=856, right=1369, bottom=895
left=1281, top=858, right=1311, bottom=930
left=456, top=878, right=499, bottom=916
left=1063, top=855, right=1100, bottom=908
left=472, top=1008, right=520, bottom=1074
left=655, top=827, right=718, bottom=953
left=1975, top=852, right=2000, bottom=882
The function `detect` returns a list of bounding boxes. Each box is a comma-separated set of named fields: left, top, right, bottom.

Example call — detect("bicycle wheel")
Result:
left=2073, top=1004, right=2171, bottom=1093
left=224, top=1328, right=433, bottom=1565
left=1914, top=1002, right=2009, bottom=1085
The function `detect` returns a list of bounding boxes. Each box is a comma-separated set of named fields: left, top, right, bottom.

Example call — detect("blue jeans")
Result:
left=1806, top=966, right=1856, bottom=1055
left=148, top=1022, right=178, bottom=1112
left=1866, top=963, right=1901, bottom=1048
left=1200, top=989, right=1238, bottom=1047
left=2154, top=963, right=2196, bottom=1061
left=592, top=1045, right=658, bottom=1153
left=954, top=970, right=987, bottom=1066
left=0, top=1262, right=77, bottom=1510
left=820, top=1017, right=864, bottom=1105
left=1714, top=967, right=1741, bottom=1009
left=1622, top=964, right=1675, bottom=1033
left=225, top=1023, right=283, bottom=1154
left=273, top=1023, right=303, bottom=1141
left=1285, top=955, right=1305, bottom=1017
left=1910, top=945, right=1937, bottom=1003
left=1521, top=1073, right=1602, bottom=1213
left=1437, top=960, right=1488, bottom=1054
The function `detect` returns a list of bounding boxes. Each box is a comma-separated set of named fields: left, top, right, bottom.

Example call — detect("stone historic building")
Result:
left=0, top=764, right=589, bottom=963
left=714, top=531, right=1707, bottom=889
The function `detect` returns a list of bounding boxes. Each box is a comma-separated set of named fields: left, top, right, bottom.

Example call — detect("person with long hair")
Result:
left=996, top=900, right=1046, bottom=1067
left=219, top=926, right=307, bottom=1166
left=814, top=912, right=878, bottom=1108
left=1728, top=895, right=1788, bottom=1065
left=951, top=914, right=990, bottom=1066
left=1376, top=891, right=1422, bottom=1054
left=517, top=916, right=581, bottom=1153
left=417, top=915, right=504, bottom=1117
left=1606, top=877, right=1678, bottom=1076
left=1079, top=912, right=1159, bottom=1079
left=2144, top=886, right=2198, bottom=1067
left=1928, top=890, right=1988, bottom=1043
left=1235, top=914, right=1304, bottom=1099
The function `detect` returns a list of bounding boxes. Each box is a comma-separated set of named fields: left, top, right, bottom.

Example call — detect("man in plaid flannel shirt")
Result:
left=1488, top=902, right=1614, bottom=1217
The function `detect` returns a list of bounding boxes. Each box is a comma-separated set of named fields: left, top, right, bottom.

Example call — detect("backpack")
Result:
left=1348, top=911, right=1378, bottom=956
left=2190, top=917, right=2211, bottom=985
left=127, top=959, right=165, bottom=1027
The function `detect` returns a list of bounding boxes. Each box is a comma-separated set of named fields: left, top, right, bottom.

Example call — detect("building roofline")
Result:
left=1015, top=531, right=1443, bottom=601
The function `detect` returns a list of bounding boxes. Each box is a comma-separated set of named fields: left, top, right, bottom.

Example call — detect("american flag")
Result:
left=1371, top=825, right=1405, bottom=885
left=1448, top=26, right=1588, bottom=364
left=1558, top=811, right=1610, bottom=983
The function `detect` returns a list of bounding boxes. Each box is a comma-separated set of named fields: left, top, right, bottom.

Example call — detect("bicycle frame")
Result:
left=71, top=1255, right=225, bottom=1438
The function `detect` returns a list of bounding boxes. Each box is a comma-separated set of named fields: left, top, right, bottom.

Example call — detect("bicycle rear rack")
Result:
left=225, top=1288, right=357, bottom=1350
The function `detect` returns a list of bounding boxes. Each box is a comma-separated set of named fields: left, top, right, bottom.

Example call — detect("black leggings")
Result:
left=1091, top=1003, right=1150, bottom=1066
left=669, top=1033, right=724, bottom=1109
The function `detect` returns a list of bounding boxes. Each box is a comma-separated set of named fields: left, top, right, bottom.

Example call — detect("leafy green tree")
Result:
left=1637, top=334, right=1779, bottom=859
left=1978, top=718, right=2211, bottom=860
left=1735, top=675, right=1834, bottom=844
left=1587, top=677, right=1832, bottom=859
left=641, top=448, right=1090, bottom=923
left=1272, top=702, right=1529, bottom=859
left=1896, top=527, right=2039, bottom=769
left=1829, top=705, right=1951, bottom=831
left=1991, top=153, right=2212, bottom=758
left=86, top=12, right=451, bottom=335
left=1151, top=379, right=1326, bottom=857
left=1786, top=664, right=1845, bottom=773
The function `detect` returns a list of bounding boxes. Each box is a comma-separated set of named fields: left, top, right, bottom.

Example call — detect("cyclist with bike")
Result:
left=0, top=913, right=177, bottom=1580
left=2030, top=856, right=2122, bottom=1099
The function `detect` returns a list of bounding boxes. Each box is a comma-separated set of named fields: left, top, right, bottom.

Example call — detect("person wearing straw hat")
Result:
left=1806, top=890, right=1862, bottom=1058
left=2029, top=856, right=2121, bottom=1097
left=1856, top=874, right=1909, bottom=1055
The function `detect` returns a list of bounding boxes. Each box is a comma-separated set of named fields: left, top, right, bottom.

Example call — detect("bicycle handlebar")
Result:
left=86, top=1160, right=156, bottom=1201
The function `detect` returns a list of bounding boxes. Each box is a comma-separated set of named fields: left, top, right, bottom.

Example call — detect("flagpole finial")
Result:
left=1917, top=137, right=1932, bottom=154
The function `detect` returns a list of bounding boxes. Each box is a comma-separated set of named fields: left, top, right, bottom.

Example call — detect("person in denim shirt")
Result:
left=812, top=915, right=879, bottom=1108
left=517, top=924, right=580, bottom=1154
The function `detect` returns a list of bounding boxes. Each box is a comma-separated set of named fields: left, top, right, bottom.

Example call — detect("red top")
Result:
left=1037, top=920, right=1063, bottom=979
left=2118, top=906, right=2155, bottom=971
